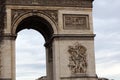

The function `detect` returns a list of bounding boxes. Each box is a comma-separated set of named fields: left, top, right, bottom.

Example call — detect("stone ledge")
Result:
left=52, top=34, right=96, bottom=40
left=0, top=33, right=17, bottom=40
left=0, top=78, right=12, bottom=80
left=44, top=34, right=95, bottom=47
left=61, top=75, right=98, bottom=79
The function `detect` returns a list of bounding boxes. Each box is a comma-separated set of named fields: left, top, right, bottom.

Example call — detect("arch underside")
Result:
left=16, top=15, right=54, bottom=42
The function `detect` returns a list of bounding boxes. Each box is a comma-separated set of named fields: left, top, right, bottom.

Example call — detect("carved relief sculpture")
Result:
left=68, top=43, right=87, bottom=73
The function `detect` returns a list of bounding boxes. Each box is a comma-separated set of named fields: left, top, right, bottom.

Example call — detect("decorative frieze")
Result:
left=6, top=0, right=93, bottom=8
left=63, top=14, right=90, bottom=30
left=11, top=9, right=58, bottom=26
left=68, top=42, right=87, bottom=74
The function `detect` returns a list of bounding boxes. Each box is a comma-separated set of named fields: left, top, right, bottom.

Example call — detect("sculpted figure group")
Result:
left=68, top=43, right=87, bottom=73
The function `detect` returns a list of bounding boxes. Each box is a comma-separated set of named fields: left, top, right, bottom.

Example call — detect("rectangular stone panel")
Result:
left=63, top=14, right=90, bottom=30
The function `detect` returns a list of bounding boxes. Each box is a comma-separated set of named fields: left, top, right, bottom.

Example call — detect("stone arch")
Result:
left=12, top=12, right=58, bottom=41
left=12, top=12, right=56, bottom=80
left=0, top=1, right=98, bottom=80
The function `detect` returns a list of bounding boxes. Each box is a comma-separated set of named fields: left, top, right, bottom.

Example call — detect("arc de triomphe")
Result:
left=0, top=0, right=98, bottom=80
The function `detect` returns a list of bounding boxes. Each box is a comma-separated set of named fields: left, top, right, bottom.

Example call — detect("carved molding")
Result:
left=68, top=42, right=87, bottom=74
left=11, top=9, right=58, bottom=26
left=63, top=14, right=90, bottom=30
left=61, top=75, right=98, bottom=79
left=6, top=0, right=93, bottom=8
left=0, top=33, right=17, bottom=40
left=0, top=78, right=12, bottom=80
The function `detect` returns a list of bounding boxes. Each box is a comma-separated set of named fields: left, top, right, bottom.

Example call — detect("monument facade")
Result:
left=0, top=0, right=98, bottom=80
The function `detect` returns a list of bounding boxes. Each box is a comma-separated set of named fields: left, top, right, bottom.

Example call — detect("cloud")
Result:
left=94, top=18, right=120, bottom=33
left=93, top=0, right=120, bottom=80
left=93, top=0, right=120, bottom=19
left=16, top=29, right=46, bottom=80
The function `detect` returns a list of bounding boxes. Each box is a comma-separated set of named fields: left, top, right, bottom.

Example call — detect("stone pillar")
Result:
left=51, top=34, right=98, bottom=80
left=51, top=8, right=98, bottom=80
left=45, top=43, right=53, bottom=80
left=0, top=34, right=16, bottom=80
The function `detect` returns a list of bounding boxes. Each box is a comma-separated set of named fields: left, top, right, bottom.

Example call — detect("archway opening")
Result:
left=15, top=15, right=54, bottom=80
left=16, top=29, right=46, bottom=80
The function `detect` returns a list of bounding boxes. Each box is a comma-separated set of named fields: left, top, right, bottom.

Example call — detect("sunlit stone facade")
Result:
left=0, top=0, right=98, bottom=80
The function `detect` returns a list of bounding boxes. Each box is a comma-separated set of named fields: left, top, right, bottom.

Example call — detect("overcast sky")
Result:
left=16, top=0, right=120, bottom=80
left=93, top=0, right=120, bottom=80
left=16, top=30, right=46, bottom=80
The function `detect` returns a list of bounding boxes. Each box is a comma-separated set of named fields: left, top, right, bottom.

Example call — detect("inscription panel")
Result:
left=6, top=0, right=93, bottom=8
left=63, top=14, right=90, bottom=30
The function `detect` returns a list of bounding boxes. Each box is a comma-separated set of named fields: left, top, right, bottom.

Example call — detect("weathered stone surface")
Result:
left=0, top=0, right=5, bottom=35
left=0, top=78, right=12, bottom=80
left=0, top=0, right=6, bottom=76
left=68, top=42, right=87, bottom=73
left=63, top=14, right=90, bottom=30
left=0, top=0, right=98, bottom=80
left=11, top=9, right=58, bottom=26
left=6, top=0, right=93, bottom=8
